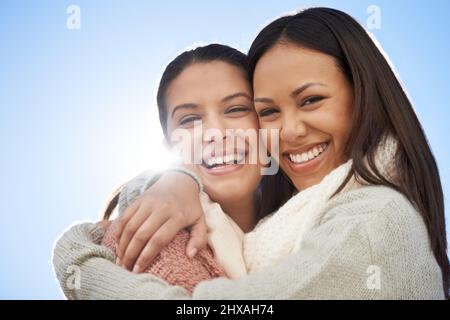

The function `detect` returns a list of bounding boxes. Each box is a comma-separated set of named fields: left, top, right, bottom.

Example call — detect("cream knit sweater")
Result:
left=241, top=134, right=396, bottom=274
left=52, top=175, right=445, bottom=299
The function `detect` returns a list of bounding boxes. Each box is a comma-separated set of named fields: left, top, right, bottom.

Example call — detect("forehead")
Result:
left=165, top=61, right=251, bottom=108
left=253, top=43, right=342, bottom=94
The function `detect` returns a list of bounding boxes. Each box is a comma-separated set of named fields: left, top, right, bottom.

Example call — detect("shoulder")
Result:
left=321, top=185, right=430, bottom=258
left=323, top=185, right=441, bottom=274
left=323, top=185, right=419, bottom=225
left=298, top=185, right=444, bottom=299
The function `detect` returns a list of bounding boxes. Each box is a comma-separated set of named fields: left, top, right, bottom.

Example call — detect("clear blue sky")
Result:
left=0, top=0, right=449, bottom=299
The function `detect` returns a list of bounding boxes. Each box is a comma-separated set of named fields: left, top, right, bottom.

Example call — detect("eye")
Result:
left=258, top=108, right=279, bottom=118
left=301, top=96, right=325, bottom=107
left=179, top=115, right=201, bottom=126
left=226, top=105, right=250, bottom=114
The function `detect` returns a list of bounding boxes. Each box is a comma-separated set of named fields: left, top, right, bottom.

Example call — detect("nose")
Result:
left=279, top=112, right=308, bottom=144
left=202, top=113, right=227, bottom=143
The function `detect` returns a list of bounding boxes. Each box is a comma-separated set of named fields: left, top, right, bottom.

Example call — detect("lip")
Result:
left=282, top=141, right=328, bottom=156
left=283, top=141, right=330, bottom=175
left=199, top=162, right=245, bottom=176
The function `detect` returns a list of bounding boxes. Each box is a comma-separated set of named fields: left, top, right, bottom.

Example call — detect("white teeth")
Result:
left=288, top=143, right=328, bottom=164
left=236, top=153, right=245, bottom=163
left=312, top=147, right=319, bottom=156
left=205, top=153, right=245, bottom=168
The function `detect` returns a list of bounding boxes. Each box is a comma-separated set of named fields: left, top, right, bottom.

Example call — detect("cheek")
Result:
left=227, top=115, right=260, bottom=144
left=166, top=126, right=202, bottom=164
left=258, top=120, right=281, bottom=157
left=260, top=127, right=280, bottom=158
left=226, top=112, right=259, bottom=131
left=319, top=99, right=352, bottom=151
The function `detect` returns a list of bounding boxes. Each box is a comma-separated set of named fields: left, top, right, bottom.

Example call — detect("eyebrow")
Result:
left=290, top=82, right=327, bottom=98
left=171, top=103, right=198, bottom=119
left=221, top=92, right=252, bottom=103
left=254, top=82, right=327, bottom=104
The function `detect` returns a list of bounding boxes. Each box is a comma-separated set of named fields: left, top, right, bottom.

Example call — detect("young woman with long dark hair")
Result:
left=53, top=8, right=448, bottom=299
left=53, top=43, right=292, bottom=297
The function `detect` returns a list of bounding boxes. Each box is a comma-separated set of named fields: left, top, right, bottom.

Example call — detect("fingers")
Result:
left=116, top=203, right=153, bottom=260
left=186, top=217, right=208, bottom=258
left=132, top=218, right=185, bottom=273
left=119, top=211, right=169, bottom=270
left=99, top=220, right=112, bottom=231
left=113, top=198, right=142, bottom=244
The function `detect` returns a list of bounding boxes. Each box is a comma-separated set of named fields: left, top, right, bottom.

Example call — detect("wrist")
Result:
left=156, top=170, right=201, bottom=194
left=165, top=167, right=203, bottom=193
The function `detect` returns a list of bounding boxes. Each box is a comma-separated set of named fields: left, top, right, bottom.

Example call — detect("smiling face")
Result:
left=164, top=61, right=262, bottom=204
left=253, top=43, right=353, bottom=191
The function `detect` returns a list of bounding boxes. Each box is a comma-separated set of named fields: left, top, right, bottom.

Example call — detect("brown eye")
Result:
left=301, top=96, right=324, bottom=107
left=179, top=115, right=201, bottom=126
left=258, top=108, right=279, bottom=118
left=226, top=106, right=250, bottom=114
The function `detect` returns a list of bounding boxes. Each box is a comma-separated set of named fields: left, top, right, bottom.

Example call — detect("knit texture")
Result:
left=52, top=136, right=445, bottom=299
left=106, top=168, right=246, bottom=293
left=101, top=221, right=225, bottom=293
left=53, top=185, right=445, bottom=299
left=115, top=170, right=247, bottom=280
left=243, top=135, right=400, bottom=273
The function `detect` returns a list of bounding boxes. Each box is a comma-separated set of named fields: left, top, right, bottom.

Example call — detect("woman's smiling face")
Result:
left=253, top=43, right=354, bottom=191
left=164, top=61, right=262, bottom=204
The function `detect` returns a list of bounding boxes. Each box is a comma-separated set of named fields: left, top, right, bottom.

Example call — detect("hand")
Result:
left=114, top=171, right=207, bottom=273
left=99, top=220, right=112, bottom=231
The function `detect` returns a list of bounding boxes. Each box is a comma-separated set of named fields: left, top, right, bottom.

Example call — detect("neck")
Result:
left=220, top=193, right=257, bottom=233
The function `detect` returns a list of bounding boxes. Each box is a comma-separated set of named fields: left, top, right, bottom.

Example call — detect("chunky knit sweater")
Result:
left=101, top=170, right=249, bottom=292
left=53, top=182, right=445, bottom=299
left=101, top=223, right=226, bottom=293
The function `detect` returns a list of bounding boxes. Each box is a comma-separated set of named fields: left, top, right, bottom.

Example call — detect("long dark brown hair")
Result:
left=247, top=7, right=448, bottom=298
left=103, top=43, right=294, bottom=221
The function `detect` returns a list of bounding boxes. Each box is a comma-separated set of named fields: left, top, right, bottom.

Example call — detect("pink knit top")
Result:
left=101, top=219, right=226, bottom=293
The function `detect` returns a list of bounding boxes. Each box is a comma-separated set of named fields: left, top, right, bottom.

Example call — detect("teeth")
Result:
left=301, top=153, right=308, bottom=162
left=205, top=153, right=245, bottom=168
left=312, top=147, right=319, bottom=156
left=288, top=143, right=328, bottom=164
